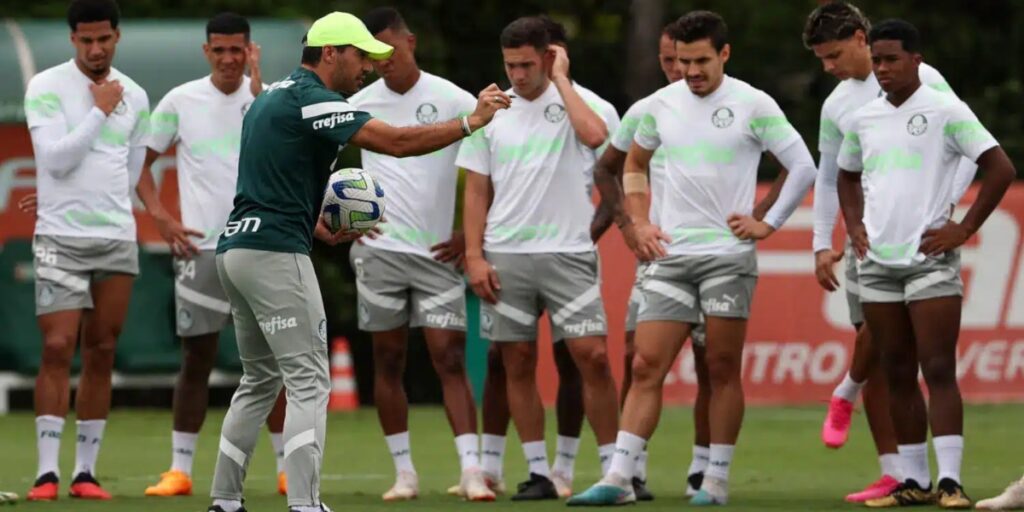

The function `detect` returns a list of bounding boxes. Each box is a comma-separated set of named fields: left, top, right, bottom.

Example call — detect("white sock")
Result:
left=832, top=372, right=865, bottom=402
left=35, top=415, right=64, bottom=479
left=171, top=431, right=199, bottom=475
left=898, top=443, right=932, bottom=488
left=706, top=444, right=735, bottom=482
left=73, top=419, right=106, bottom=477
left=522, top=440, right=550, bottom=478
left=481, top=434, right=505, bottom=478
left=291, top=507, right=324, bottom=512
left=688, top=445, right=710, bottom=476
left=454, top=433, right=481, bottom=473
left=607, top=431, right=645, bottom=480
left=552, top=436, right=580, bottom=478
left=635, top=449, right=649, bottom=481
left=879, top=453, right=901, bottom=480
left=385, top=432, right=415, bottom=474
left=933, top=435, right=964, bottom=484
left=269, top=432, right=285, bottom=473
left=599, top=443, right=617, bottom=477
left=212, top=499, right=244, bottom=512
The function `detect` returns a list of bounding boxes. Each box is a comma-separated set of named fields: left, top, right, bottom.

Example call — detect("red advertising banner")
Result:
left=3, top=124, right=1023, bottom=404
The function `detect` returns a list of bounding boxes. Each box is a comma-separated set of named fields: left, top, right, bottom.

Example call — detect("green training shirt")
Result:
left=217, top=67, right=372, bottom=255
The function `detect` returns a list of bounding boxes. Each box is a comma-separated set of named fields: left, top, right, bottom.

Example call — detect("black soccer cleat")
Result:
left=632, top=477, right=655, bottom=501
left=511, top=473, right=559, bottom=501
left=208, top=507, right=247, bottom=512
left=687, top=471, right=705, bottom=494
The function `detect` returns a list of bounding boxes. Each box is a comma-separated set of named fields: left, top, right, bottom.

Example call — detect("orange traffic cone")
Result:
left=328, top=337, right=359, bottom=411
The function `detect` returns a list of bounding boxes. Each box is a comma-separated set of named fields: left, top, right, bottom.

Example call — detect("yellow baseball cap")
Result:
left=305, top=12, right=394, bottom=60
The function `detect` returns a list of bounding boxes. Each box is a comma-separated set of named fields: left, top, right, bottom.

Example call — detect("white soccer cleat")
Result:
left=382, top=471, right=419, bottom=502
left=690, top=476, right=729, bottom=506
left=446, top=483, right=465, bottom=497
left=483, top=471, right=506, bottom=496
left=976, top=477, right=1024, bottom=510
left=461, top=468, right=497, bottom=502
left=551, top=470, right=573, bottom=499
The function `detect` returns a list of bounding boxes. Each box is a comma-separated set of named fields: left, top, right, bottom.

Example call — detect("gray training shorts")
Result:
left=844, top=241, right=865, bottom=326
left=350, top=244, right=467, bottom=332
left=480, top=251, right=607, bottom=342
left=33, top=234, right=138, bottom=315
left=175, top=250, right=232, bottom=337
left=856, top=250, right=963, bottom=304
left=637, top=251, right=758, bottom=324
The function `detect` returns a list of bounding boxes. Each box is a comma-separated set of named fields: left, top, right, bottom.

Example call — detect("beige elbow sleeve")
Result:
left=623, top=173, right=648, bottom=195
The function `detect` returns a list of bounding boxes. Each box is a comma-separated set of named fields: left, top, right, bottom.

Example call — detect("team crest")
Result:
left=358, top=301, right=370, bottom=324
left=38, top=285, right=55, bottom=308
left=353, top=258, right=365, bottom=280
left=113, top=99, right=128, bottom=116
left=241, top=101, right=252, bottom=117
left=177, top=308, right=193, bottom=330
left=415, top=103, right=439, bottom=124
left=544, top=104, right=567, bottom=123
left=907, top=114, right=928, bottom=136
left=480, top=311, right=494, bottom=334
left=318, top=319, right=327, bottom=342
left=711, top=107, right=734, bottom=128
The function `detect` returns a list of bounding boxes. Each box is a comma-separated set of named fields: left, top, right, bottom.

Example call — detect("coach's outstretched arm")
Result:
left=349, top=84, right=510, bottom=158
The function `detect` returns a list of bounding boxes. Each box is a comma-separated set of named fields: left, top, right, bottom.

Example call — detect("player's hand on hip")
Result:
left=17, top=193, right=37, bottom=215
left=728, top=214, right=775, bottom=241
left=431, top=231, right=466, bottom=268
left=90, top=79, right=124, bottom=116
left=814, top=249, right=843, bottom=292
left=848, top=223, right=870, bottom=260
left=921, top=221, right=970, bottom=256
left=155, top=214, right=202, bottom=258
left=548, top=45, right=570, bottom=81
left=632, top=221, right=670, bottom=262
left=469, top=84, right=511, bottom=129
left=466, top=255, right=500, bottom=304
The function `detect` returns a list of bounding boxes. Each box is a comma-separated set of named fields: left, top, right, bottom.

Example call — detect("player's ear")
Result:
left=407, top=33, right=417, bottom=53
left=114, top=28, right=120, bottom=44
left=719, top=43, right=731, bottom=64
left=912, top=52, right=923, bottom=66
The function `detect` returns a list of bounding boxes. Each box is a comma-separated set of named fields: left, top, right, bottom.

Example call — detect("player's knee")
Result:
left=705, top=350, right=741, bottom=386
left=920, top=356, right=957, bottom=387
left=181, top=348, right=216, bottom=381
left=40, top=334, right=76, bottom=371
left=572, top=344, right=611, bottom=380
left=501, top=346, right=537, bottom=382
left=630, top=352, right=663, bottom=385
left=883, top=356, right=919, bottom=387
left=431, top=348, right=466, bottom=379
left=374, top=346, right=406, bottom=379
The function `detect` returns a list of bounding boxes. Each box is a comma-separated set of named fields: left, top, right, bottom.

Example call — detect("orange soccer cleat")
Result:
left=27, top=472, right=59, bottom=501
left=144, top=470, right=193, bottom=497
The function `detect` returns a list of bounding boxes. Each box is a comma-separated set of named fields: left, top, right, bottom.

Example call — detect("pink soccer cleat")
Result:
left=845, top=475, right=901, bottom=503
left=822, top=396, right=854, bottom=448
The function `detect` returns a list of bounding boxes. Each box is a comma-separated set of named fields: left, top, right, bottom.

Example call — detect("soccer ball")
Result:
left=321, top=168, right=386, bottom=233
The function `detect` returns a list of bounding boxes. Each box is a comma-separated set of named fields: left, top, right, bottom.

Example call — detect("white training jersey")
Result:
left=25, top=59, right=149, bottom=241
left=575, top=83, right=620, bottom=195
left=145, top=75, right=257, bottom=250
left=837, top=85, right=998, bottom=267
left=349, top=72, right=477, bottom=257
left=634, top=76, right=805, bottom=256
left=813, top=63, right=976, bottom=252
left=612, top=95, right=667, bottom=225
left=455, top=81, right=596, bottom=254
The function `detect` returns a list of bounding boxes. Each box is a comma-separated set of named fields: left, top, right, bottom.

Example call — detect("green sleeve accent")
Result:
left=149, top=111, right=179, bottom=136
left=637, top=113, right=658, bottom=139
left=840, top=132, right=861, bottom=155
left=749, top=116, right=795, bottom=144
left=944, top=120, right=993, bottom=145
left=928, top=81, right=954, bottom=94
left=819, top=119, right=842, bottom=146
left=25, top=93, right=61, bottom=118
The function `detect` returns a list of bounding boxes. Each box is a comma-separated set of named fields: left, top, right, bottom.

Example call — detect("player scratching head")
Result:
left=301, top=11, right=395, bottom=95
left=204, top=13, right=250, bottom=88
left=362, top=7, right=419, bottom=91
left=500, top=17, right=554, bottom=100
left=868, top=19, right=923, bottom=96
left=803, top=1, right=872, bottom=81
left=668, top=11, right=730, bottom=97
left=67, top=0, right=121, bottom=80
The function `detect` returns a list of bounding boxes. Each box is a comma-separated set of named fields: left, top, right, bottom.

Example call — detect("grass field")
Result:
left=0, top=405, right=1021, bottom=511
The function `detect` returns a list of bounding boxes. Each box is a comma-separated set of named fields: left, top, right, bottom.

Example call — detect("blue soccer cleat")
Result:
left=566, top=480, right=636, bottom=507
